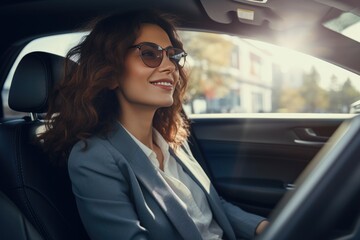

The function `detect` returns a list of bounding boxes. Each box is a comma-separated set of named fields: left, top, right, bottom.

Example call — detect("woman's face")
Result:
left=116, top=23, right=180, bottom=113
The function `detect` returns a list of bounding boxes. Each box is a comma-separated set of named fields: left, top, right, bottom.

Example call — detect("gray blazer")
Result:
left=68, top=124, right=265, bottom=240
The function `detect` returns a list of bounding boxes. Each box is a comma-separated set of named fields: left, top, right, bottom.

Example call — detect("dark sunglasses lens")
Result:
left=140, top=45, right=162, bottom=67
left=168, top=48, right=186, bottom=68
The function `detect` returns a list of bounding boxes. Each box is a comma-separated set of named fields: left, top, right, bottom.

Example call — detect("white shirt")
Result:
left=124, top=127, right=223, bottom=240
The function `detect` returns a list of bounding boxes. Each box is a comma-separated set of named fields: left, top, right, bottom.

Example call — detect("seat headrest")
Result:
left=8, top=52, right=65, bottom=113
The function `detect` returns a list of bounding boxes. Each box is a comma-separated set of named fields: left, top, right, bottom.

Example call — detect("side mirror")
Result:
left=350, top=100, right=360, bottom=114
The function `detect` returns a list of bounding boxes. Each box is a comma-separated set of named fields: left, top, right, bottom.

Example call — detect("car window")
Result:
left=2, top=31, right=360, bottom=117
left=178, top=31, right=360, bottom=115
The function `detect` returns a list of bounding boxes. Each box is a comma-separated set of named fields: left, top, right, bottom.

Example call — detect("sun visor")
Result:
left=199, top=0, right=281, bottom=29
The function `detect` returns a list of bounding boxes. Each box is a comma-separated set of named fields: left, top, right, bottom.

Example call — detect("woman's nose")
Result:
left=158, top=52, right=177, bottom=72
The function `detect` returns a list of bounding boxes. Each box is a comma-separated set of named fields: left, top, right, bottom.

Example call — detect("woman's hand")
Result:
left=255, top=220, right=269, bottom=235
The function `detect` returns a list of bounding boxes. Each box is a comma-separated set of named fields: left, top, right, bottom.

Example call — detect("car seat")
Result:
left=0, top=52, right=89, bottom=240
left=0, top=190, right=43, bottom=240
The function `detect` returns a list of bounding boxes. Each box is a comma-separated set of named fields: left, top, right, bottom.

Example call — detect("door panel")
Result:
left=188, top=115, right=350, bottom=217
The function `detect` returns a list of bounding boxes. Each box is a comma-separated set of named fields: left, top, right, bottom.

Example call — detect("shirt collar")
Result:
left=153, top=129, right=170, bottom=159
left=120, top=124, right=153, bottom=157
left=120, top=123, right=170, bottom=168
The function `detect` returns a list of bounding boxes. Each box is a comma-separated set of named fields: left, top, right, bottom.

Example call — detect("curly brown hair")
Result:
left=38, top=10, right=189, bottom=164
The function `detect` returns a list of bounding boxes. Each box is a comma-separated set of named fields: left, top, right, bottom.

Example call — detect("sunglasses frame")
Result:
left=129, top=42, right=187, bottom=69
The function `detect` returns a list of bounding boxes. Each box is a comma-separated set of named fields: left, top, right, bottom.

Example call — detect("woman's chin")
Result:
left=157, top=100, right=174, bottom=108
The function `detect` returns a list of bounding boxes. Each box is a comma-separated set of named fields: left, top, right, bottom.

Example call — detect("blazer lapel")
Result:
left=171, top=147, right=236, bottom=240
left=106, top=124, right=202, bottom=240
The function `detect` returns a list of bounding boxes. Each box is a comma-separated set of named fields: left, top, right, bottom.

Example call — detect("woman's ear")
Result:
left=109, top=84, right=119, bottom=90
left=109, top=80, right=120, bottom=90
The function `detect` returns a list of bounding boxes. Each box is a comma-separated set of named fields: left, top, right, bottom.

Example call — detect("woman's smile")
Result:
left=149, top=78, right=175, bottom=91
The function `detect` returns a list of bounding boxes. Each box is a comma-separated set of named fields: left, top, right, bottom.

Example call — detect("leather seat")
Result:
left=0, top=190, right=43, bottom=240
left=0, top=52, right=89, bottom=240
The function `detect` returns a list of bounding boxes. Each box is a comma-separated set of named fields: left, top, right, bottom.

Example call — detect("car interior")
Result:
left=0, top=0, right=360, bottom=239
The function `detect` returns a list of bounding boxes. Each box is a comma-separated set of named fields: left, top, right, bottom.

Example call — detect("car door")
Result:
left=179, top=30, right=360, bottom=219
left=188, top=115, right=350, bottom=217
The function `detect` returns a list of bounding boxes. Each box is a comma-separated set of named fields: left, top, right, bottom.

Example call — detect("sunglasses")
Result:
left=129, top=42, right=187, bottom=69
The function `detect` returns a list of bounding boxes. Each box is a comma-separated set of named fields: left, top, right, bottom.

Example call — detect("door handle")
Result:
left=293, top=128, right=329, bottom=146
left=294, top=139, right=325, bottom=146
left=285, top=183, right=296, bottom=191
